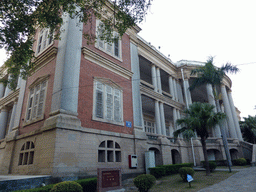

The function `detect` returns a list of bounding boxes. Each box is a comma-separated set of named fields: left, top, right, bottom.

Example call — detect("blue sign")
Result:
left=126, top=121, right=132, bottom=128
left=187, top=174, right=193, bottom=182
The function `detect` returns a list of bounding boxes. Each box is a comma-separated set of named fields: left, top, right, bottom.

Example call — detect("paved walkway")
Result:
left=198, top=167, right=256, bottom=192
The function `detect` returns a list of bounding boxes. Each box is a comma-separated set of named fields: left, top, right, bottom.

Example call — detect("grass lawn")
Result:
left=149, top=171, right=237, bottom=192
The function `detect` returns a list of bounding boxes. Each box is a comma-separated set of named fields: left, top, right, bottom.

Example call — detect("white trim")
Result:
left=92, top=79, right=124, bottom=126
left=95, top=20, right=123, bottom=61
left=35, top=28, right=54, bottom=56
left=24, top=79, right=48, bottom=126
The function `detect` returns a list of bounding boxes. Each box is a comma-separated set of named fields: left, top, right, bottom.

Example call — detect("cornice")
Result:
left=137, top=39, right=177, bottom=76
left=82, top=46, right=133, bottom=79
left=0, top=88, right=20, bottom=107
left=30, top=46, right=58, bottom=75
left=222, top=74, right=232, bottom=89
left=140, top=84, right=184, bottom=110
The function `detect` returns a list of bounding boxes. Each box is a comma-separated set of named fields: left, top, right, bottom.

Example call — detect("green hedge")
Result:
left=14, top=178, right=97, bottom=192
left=149, top=163, right=193, bottom=178
left=202, top=161, right=217, bottom=172
left=76, top=178, right=97, bottom=192
left=232, top=158, right=247, bottom=166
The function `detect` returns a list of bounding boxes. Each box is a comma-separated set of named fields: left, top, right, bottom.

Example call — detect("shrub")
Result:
left=233, top=158, right=247, bottom=166
left=202, top=161, right=217, bottom=172
left=133, top=174, right=156, bottom=192
left=50, top=181, right=83, bottom=192
left=148, top=167, right=165, bottom=178
left=76, top=178, right=97, bottom=192
left=178, top=167, right=195, bottom=182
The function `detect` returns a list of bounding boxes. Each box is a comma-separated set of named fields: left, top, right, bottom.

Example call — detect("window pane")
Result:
left=96, top=90, right=103, bottom=118
left=28, top=151, right=34, bottom=164
left=107, top=151, right=113, bottom=162
left=23, top=152, right=29, bottom=165
left=18, top=153, right=23, bottom=165
left=98, top=150, right=105, bottom=162
left=99, top=141, right=105, bottom=148
left=107, top=140, right=113, bottom=148
left=115, top=151, right=121, bottom=162
left=114, top=39, right=119, bottom=57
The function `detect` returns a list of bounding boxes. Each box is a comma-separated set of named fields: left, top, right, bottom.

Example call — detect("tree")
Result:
left=174, top=102, right=226, bottom=176
left=240, top=115, right=256, bottom=143
left=189, top=56, right=239, bottom=172
left=0, top=0, right=151, bottom=89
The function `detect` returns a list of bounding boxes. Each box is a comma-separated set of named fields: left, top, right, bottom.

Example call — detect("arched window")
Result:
left=18, top=141, right=35, bottom=165
left=98, top=140, right=121, bottom=162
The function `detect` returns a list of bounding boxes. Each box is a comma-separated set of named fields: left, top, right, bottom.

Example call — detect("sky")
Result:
left=0, top=0, right=255, bottom=119
left=138, top=0, right=256, bottom=119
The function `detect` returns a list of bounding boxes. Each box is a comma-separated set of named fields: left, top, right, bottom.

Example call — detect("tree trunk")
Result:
left=201, top=136, right=211, bottom=176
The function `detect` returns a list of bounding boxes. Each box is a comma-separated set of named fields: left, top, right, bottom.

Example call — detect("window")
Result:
left=36, top=28, right=53, bottom=55
left=18, top=141, right=35, bottom=165
left=26, top=80, right=47, bottom=122
left=93, top=79, right=123, bottom=125
left=96, top=20, right=121, bottom=59
left=144, top=120, right=156, bottom=133
left=98, top=140, right=121, bottom=162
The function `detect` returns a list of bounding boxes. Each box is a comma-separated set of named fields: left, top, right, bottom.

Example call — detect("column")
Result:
left=227, top=91, right=243, bottom=140
left=0, top=107, right=8, bottom=139
left=183, top=79, right=190, bottom=108
left=169, top=76, right=174, bottom=98
left=0, top=82, right=5, bottom=98
left=221, top=85, right=237, bottom=139
left=173, top=108, right=177, bottom=132
left=130, top=42, right=144, bottom=129
left=50, top=7, right=83, bottom=114
left=176, top=81, right=184, bottom=104
left=185, top=80, right=192, bottom=105
left=172, top=78, right=177, bottom=101
left=174, top=79, right=179, bottom=102
left=8, top=101, right=18, bottom=134
left=4, top=75, right=12, bottom=97
left=155, top=101, right=162, bottom=135
left=151, top=65, right=157, bottom=92
left=159, top=102, right=166, bottom=136
left=206, top=84, right=221, bottom=137
left=156, top=68, right=162, bottom=94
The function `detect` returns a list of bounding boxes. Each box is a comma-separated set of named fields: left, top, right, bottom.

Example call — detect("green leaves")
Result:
left=174, top=102, right=226, bottom=139
left=0, top=0, right=151, bottom=89
left=189, top=56, right=239, bottom=91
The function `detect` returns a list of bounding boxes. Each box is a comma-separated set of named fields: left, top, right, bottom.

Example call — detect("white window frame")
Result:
left=92, top=78, right=124, bottom=126
left=36, top=28, right=53, bottom=56
left=144, top=120, right=156, bottom=134
left=24, top=76, right=48, bottom=125
left=95, top=20, right=122, bottom=61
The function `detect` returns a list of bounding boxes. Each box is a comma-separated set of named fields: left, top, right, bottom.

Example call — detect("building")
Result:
left=0, top=4, right=254, bottom=178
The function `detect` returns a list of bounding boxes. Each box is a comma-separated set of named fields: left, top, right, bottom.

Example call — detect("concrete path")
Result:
left=198, top=167, right=256, bottom=192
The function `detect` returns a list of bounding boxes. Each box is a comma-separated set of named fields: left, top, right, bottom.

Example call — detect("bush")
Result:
left=148, top=167, right=165, bottom=178
left=178, top=167, right=195, bottom=182
left=50, top=181, right=83, bottom=192
left=149, top=163, right=193, bottom=178
left=133, top=174, right=156, bottom=192
left=202, top=161, right=217, bottom=172
left=76, top=178, right=97, bottom=192
left=233, top=158, right=247, bottom=166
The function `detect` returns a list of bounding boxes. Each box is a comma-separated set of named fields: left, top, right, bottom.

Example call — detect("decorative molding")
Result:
left=82, top=46, right=133, bottom=79
left=30, top=46, right=58, bottom=75
left=28, top=74, right=50, bottom=89
left=0, top=88, right=20, bottom=107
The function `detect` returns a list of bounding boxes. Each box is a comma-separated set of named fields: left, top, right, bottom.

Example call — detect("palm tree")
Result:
left=240, top=115, right=256, bottom=143
left=174, top=102, right=226, bottom=176
left=189, top=56, right=239, bottom=172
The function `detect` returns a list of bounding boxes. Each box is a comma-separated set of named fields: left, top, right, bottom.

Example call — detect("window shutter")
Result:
left=96, top=90, right=103, bottom=118
left=26, top=89, right=34, bottom=120
left=114, top=33, right=119, bottom=57
left=37, top=35, right=43, bottom=54
left=106, top=85, right=113, bottom=120
left=97, top=25, right=105, bottom=49
left=37, top=83, right=46, bottom=117
left=106, top=43, right=113, bottom=54
left=43, top=30, right=48, bottom=49
left=114, top=89, right=121, bottom=122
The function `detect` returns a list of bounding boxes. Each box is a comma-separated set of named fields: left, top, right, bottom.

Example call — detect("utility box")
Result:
left=145, top=151, right=155, bottom=174
left=128, top=155, right=138, bottom=168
